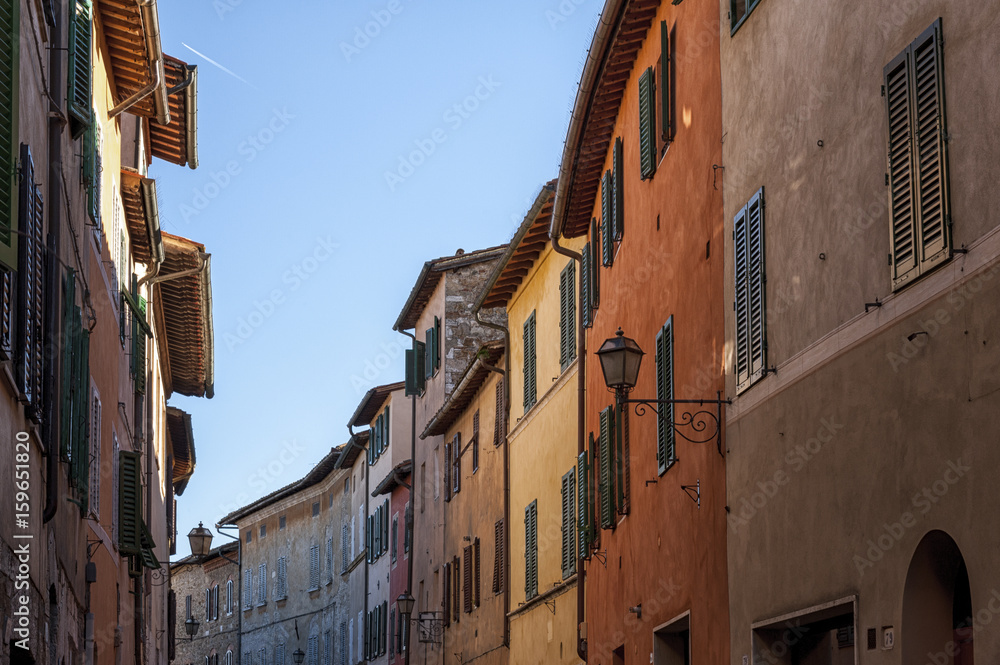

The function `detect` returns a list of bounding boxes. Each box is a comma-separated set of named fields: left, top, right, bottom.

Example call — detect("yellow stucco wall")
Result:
left=507, top=236, right=586, bottom=665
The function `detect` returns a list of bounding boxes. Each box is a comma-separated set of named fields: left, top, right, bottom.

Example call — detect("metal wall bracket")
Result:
left=618, top=390, right=731, bottom=457
left=681, top=480, right=701, bottom=509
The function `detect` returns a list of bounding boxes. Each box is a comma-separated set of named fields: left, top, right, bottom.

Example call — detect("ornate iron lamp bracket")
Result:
left=616, top=390, right=731, bottom=457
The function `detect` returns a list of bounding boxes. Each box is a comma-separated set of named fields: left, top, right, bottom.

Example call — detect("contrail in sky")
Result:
left=181, top=42, right=257, bottom=89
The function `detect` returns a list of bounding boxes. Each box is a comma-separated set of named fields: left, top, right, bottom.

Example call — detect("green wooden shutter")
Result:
left=559, top=261, right=575, bottom=370
left=620, top=407, right=630, bottom=514
left=660, top=21, right=673, bottom=142
left=384, top=405, right=390, bottom=451
left=524, top=500, right=537, bottom=600
left=444, top=442, right=452, bottom=502
left=911, top=21, right=950, bottom=276
left=581, top=242, right=592, bottom=329
left=599, top=406, right=615, bottom=529
left=72, top=324, right=90, bottom=507
left=85, top=117, right=100, bottom=224
left=16, top=144, right=44, bottom=417
left=0, top=0, right=18, bottom=271
left=577, top=450, right=590, bottom=559
left=656, top=318, right=675, bottom=474
left=522, top=311, right=536, bottom=410
left=424, top=326, right=434, bottom=379
left=561, top=468, right=576, bottom=578
left=614, top=404, right=625, bottom=512
left=433, top=315, right=441, bottom=369
left=613, top=137, right=624, bottom=240
left=639, top=66, right=656, bottom=180
left=134, top=295, right=147, bottom=394
left=405, top=341, right=426, bottom=395
left=601, top=171, right=613, bottom=267
left=590, top=218, right=601, bottom=310
left=119, top=450, right=142, bottom=554
left=67, top=0, right=92, bottom=136
left=60, top=270, right=76, bottom=461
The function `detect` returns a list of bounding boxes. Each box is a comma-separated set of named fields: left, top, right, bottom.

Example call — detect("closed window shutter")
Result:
left=639, top=66, right=656, bottom=179
left=341, top=525, right=349, bottom=571
left=734, top=190, right=766, bottom=392
left=660, top=21, right=673, bottom=143
left=258, top=563, right=266, bottom=604
left=66, top=0, right=91, bottom=133
left=615, top=404, right=626, bottom=513
left=599, top=406, right=615, bottom=529
left=382, top=499, right=389, bottom=552
left=0, top=0, right=19, bottom=271
left=16, top=144, right=44, bottom=418
left=463, top=545, right=472, bottom=613
left=590, top=218, right=601, bottom=310
left=492, top=519, right=504, bottom=593
left=613, top=137, right=624, bottom=239
left=444, top=442, right=452, bottom=502
left=559, top=261, right=576, bottom=370
left=561, top=468, right=576, bottom=578
left=118, top=450, right=142, bottom=554
left=243, top=569, right=251, bottom=609
left=307, top=636, right=317, bottom=665
left=493, top=379, right=504, bottom=447
left=886, top=20, right=950, bottom=290
left=424, top=326, right=434, bottom=379
left=205, top=588, right=210, bottom=620
left=581, top=241, right=592, bottom=329
left=310, top=544, right=319, bottom=589
left=383, top=405, right=390, bottom=451
left=452, top=434, right=461, bottom=495
left=522, top=312, right=536, bottom=409
left=277, top=556, right=287, bottom=598
left=577, top=449, right=591, bottom=559
left=601, top=170, right=613, bottom=266
left=524, top=501, right=538, bottom=600
left=443, top=562, right=451, bottom=627
left=326, top=537, right=333, bottom=582
left=433, top=315, right=441, bottom=369
left=656, top=319, right=675, bottom=473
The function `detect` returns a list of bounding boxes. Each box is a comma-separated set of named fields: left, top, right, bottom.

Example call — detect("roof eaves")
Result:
left=421, top=342, right=504, bottom=438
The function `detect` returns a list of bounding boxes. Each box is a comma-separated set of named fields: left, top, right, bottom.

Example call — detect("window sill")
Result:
left=508, top=573, right=578, bottom=620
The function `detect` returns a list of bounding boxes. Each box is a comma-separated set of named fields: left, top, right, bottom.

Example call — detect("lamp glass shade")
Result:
left=292, top=648, right=306, bottom=664
left=187, top=522, right=214, bottom=557
left=184, top=616, right=199, bottom=637
left=596, top=329, right=644, bottom=390
left=397, top=591, right=415, bottom=616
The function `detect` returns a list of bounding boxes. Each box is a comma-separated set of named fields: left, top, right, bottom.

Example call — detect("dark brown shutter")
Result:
left=473, top=537, right=480, bottom=607
left=16, top=143, right=44, bottom=418
left=493, top=378, right=504, bottom=447
left=492, top=519, right=504, bottom=593
left=463, top=545, right=472, bottom=613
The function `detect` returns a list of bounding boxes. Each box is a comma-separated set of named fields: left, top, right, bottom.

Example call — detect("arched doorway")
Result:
left=902, top=530, right=973, bottom=665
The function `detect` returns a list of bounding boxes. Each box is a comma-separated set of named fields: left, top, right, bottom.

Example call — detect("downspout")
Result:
left=550, top=235, right=586, bottom=661
left=139, top=252, right=206, bottom=288
left=137, top=0, right=170, bottom=125
left=108, top=61, right=161, bottom=118
left=394, top=328, right=417, bottom=665
left=42, top=0, right=66, bottom=524
left=472, top=309, right=510, bottom=648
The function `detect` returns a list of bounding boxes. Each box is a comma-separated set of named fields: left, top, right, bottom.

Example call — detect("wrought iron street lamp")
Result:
left=187, top=522, right=213, bottom=557
left=596, top=328, right=731, bottom=459
left=397, top=592, right=415, bottom=618
left=184, top=616, right=199, bottom=641
left=292, top=648, right=306, bottom=664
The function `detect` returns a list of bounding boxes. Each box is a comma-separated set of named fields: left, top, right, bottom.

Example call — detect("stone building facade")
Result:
left=220, top=447, right=351, bottom=665
left=171, top=542, right=241, bottom=665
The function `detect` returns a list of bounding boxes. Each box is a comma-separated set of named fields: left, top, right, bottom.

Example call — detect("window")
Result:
left=276, top=644, right=284, bottom=665
left=639, top=67, right=656, bottom=179
left=309, top=545, right=320, bottom=590
left=493, top=380, right=505, bottom=447
left=582, top=218, right=601, bottom=329
left=89, top=386, right=101, bottom=518
left=312, top=501, right=320, bottom=517
left=276, top=556, right=287, bottom=599
left=391, top=515, right=398, bottom=563
left=733, top=189, right=767, bottom=393
left=730, top=0, right=763, bottom=34
left=212, top=584, right=219, bottom=620
left=342, top=524, right=350, bottom=572
left=307, top=635, right=318, bottom=665
left=444, top=441, right=452, bottom=503
left=472, top=410, right=480, bottom=472
left=324, top=630, right=331, bottom=665
left=452, top=433, right=461, bottom=496
left=524, top=501, right=538, bottom=600
left=243, top=652, right=251, bottom=665
left=0, top=266, right=13, bottom=359
left=443, top=562, right=451, bottom=627
left=452, top=556, right=461, bottom=623
left=15, top=144, right=45, bottom=421
left=339, top=621, right=348, bottom=665
left=424, top=315, right=441, bottom=378
left=279, top=515, right=286, bottom=530
left=492, top=519, right=504, bottom=594
left=577, top=449, right=594, bottom=560
left=259, top=524, right=266, bottom=540
left=111, top=433, right=120, bottom=548
left=245, top=529, right=252, bottom=544
left=522, top=311, right=537, bottom=410
left=344, top=477, right=350, bottom=495
left=225, top=650, right=233, bottom=665
left=243, top=569, right=252, bottom=610
left=885, top=19, right=950, bottom=291
left=67, top=0, right=92, bottom=136
left=326, top=537, right=334, bottom=584
left=559, top=261, right=577, bottom=371
left=225, top=579, right=234, bottom=615
left=473, top=536, right=481, bottom=608
left=561, top=467, right=577, bottom=579
left=257, top=563, right=266, bottom=605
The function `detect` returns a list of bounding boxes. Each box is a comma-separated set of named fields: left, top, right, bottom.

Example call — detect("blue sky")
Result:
left=157, top=0, right=603, bottom=559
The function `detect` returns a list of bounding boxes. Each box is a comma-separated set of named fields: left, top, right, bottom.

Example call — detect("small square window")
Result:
left=259, top=524, right=266, bottom=539
left=312, top=502, right=320, bottom=517
left=245, top=529, right=252, bottom=544
left=279, top=515, right=286, bottom=530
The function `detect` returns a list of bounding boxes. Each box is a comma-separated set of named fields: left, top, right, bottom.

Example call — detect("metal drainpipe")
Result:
left=42, top=0, right=65, bottom=525
left=472, top=309, right=511, bottom=648
left=550, top=235, right=586, bottom=662
left=394, top=328, right=417, bottom=665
